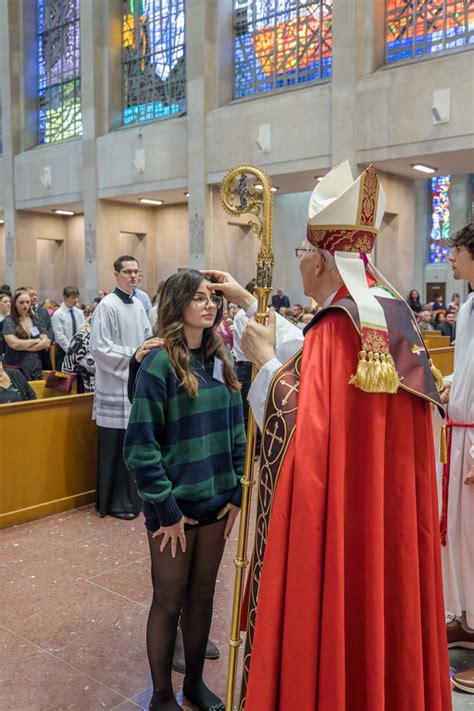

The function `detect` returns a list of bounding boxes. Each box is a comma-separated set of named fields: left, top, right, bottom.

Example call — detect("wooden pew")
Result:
left=429, top=347, right=454, bottom=377
left=29, top=377, right=78, bottom=399
left=422, top=334, right=451, bottom=350
left=0, top=393, right=96, bottom=529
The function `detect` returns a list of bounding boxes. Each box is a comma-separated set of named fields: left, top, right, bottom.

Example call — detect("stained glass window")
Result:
left=385, top=1, right=474, bottom=63
left=122, top=0, right=186, bottom=125
left=429, top=175, right=451, bottom=263
left=234, top=0, right=333, bottom=98
left=38, top=0, right=83, bottom=144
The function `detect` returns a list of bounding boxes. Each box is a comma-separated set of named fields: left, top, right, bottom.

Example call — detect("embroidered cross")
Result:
left=280, top=378, right=299, bottom=406
left=265, top=421, right=284, bottom=456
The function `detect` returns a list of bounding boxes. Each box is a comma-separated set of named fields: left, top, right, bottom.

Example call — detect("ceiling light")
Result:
left=139, top=198, right=164, bottom=205
left=0, top=219, right=4, bottom=224
left=254, top=183, right=279, bottom=193
left=53, top=209, right=75, bottom=216
left=184, top=192, right=190, bottom=198
left=411, top=163, right=437, bottom=174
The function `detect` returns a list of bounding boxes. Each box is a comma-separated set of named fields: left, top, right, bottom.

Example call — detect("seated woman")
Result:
left=124, top=269, right=245, bottom=711
left=62, top=317, right=96, bottom=392
left=0, top=357, right=36, bottom=404
left=2, top=289, right=51, bottom=380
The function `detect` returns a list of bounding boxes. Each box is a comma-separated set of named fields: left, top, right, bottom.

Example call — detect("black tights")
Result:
left=147, top=519, right=227, bottom=710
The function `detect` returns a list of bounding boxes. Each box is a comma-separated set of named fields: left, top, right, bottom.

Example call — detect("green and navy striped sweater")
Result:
left=124, top=347, right=246, bottom=528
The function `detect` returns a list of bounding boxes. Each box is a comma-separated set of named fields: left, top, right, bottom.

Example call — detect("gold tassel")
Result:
left=429, top=358, right=444, bottom=392
left=350, top=350, right=400, bottom=394
left=440, top=424, right=447, bottom=464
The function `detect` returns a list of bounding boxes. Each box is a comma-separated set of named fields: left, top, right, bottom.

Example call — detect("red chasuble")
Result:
left=242, top=309, right=452, bottom=711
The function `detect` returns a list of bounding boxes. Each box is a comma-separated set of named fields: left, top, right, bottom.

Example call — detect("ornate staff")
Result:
left=219, top=164, right=274, bottom=710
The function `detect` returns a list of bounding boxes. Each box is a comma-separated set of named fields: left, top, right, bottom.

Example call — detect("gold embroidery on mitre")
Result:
left=356, top=165, right=379, bottom=228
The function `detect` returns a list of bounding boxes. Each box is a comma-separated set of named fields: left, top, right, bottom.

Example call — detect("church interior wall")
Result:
left=205, top=83, right=332, bottom=179
left=0, top=226, right=5, bottom=285
left=0, top=0, right=471, bottom=300
left=14, top=141, right=83, bottom=209
left=65, top=215, right=86, bottom=298
left=208, top=188, right=260, bottom=288
left=357, top=50, right=474, bottom=161
left=375, top=172, right=416, bottom=298
left=97, top=118, right=187, bottom=198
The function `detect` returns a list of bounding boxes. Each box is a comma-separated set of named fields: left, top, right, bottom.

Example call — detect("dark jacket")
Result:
left=4, top=368, right=37, bottom=401
left=271, top=294, right=290, bottom=312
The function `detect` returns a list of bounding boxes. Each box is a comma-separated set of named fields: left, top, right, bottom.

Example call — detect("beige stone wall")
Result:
left=0, top=0, right=471, bottom=299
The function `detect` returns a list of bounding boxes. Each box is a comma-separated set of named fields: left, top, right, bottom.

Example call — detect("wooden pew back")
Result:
left=0, top=393, right=96, bottom=529
left=429, top=347, right=454, bottom=377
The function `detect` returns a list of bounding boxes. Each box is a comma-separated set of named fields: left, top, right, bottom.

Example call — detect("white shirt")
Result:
left=51, top=303, right=85, bottom=352
left=134, top=288, right=153, bottom=316
left=90, top=289, right=152, bottom=429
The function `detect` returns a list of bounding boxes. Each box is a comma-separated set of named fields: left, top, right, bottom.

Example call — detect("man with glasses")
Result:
left=90, top=255, right=152, bottom=520
left=208, top=162, right=451, bottom=710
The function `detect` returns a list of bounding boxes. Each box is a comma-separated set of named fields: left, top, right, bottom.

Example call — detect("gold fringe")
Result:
left=440, top=424, right=447, bottom=464
left=429, top=358, right=444, bottom=392
left=349, top=350, right=400, bottom=394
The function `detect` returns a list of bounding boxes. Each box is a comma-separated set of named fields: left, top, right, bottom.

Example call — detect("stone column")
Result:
left=0, top=1, right=22, bottom=288
left=186, top=0, right=221, bottom=269
left=80, top=0, right=110, bottom=301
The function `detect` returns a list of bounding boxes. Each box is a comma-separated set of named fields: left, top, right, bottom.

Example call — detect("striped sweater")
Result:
left=124, top=347, right=246, bottom=527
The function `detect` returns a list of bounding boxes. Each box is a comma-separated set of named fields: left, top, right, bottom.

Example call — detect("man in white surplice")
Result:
left=440, top=223, right=474, bottom=695
left=90, top=255, right=152, bottom=520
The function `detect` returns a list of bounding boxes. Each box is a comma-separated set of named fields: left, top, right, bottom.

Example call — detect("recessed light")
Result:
left=184, top=192, right=190, bottom=198
left=0, top=219, right=4, bottom=224
left=53, top=209, right=75, bottom=216
left=254, top=183, right=279, bottom=193
left=411, top=163, right=437, bottom=174
left=139, top=198, right=164, bottom=205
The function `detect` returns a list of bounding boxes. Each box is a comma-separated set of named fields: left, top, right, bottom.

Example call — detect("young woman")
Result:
left=124, top=270, right=245, bottom=711
left=2, top=288, right=50, bottom=380
left=407, top=289, right=422, bottom=313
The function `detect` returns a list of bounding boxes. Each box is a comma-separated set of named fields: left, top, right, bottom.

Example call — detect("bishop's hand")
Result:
left=202, top=269, right=256, bottom=311
left=241, top=309, right=277, bottom=369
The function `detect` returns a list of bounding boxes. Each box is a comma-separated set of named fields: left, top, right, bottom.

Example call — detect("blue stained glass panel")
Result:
left=429, top=175, right=451, bottom=264
left=122, top=0, right=186, bottom=125
left=38, top=0, right=83, bottom=144
left=234, top=1, right=333, bottom=99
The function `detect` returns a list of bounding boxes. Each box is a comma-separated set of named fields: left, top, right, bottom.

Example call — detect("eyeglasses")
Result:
left=295, top=248, right=314, bottom=260
left=192, top=295, right=223, bottom=309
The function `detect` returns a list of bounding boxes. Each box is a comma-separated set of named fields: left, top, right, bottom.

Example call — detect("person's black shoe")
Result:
left=183, top=679, right=224, bottom=711
left=172, top=626, right=186, bottom=674
left=172, top=627, right=220, bottom=673
left=109, top=512, right=137, bottom=520
left=204, top=637, right=220, bottom=660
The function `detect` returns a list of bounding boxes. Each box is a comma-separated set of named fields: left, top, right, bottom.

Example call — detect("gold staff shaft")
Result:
left=219, top=165, right=274, bottom=710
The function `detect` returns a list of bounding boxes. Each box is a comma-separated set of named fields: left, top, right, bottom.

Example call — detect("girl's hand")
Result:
left=153, top=516, right=198, bottom=557
left=217, top=503, right=240, bottom=539
left=136, top=337, right=163, bottom=363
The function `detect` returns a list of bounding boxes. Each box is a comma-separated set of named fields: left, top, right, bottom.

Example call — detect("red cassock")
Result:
left=243, top=311, right=452, bottom=711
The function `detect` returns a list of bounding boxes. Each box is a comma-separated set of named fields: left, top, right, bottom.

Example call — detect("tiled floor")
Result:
left=1, top=505, right=473, bottom=710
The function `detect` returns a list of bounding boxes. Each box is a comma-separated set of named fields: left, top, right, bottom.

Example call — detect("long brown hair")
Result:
left=157, top=270, right=241, bottom=398
left=10, top=289, right=33, bottom=338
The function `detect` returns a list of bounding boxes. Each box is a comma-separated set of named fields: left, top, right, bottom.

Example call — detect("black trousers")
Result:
left=96, top=426, right=142, bottom=516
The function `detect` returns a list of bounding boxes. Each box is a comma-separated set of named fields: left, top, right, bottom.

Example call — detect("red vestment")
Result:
left=244, top=310, right=451, bottom=711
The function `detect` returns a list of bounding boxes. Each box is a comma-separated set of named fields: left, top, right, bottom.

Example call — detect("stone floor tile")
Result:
left=88, top=559, right=152, bottom=606
left=0, top=626, right=125, bottom=711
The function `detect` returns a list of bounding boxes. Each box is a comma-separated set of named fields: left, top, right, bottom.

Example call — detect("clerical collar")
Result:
left=322, top=291, right=338, bottom=309
left=113, top=287, right=134, bottom=304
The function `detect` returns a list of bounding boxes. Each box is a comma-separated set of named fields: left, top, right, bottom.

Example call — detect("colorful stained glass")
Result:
left=122, top=0, right=186, bottom=125
left=38, top=0, right=83, bottom=144
left=430, top=175, right=451, bottom=263
left=234, top=1, right=333, bottom=98
left=385, top=0, right=474, bottom=63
